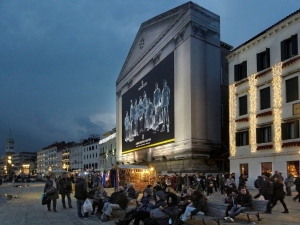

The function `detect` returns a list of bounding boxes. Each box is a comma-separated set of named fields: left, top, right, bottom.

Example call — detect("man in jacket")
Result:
left=293, top=174, right=300, bottom=202
left=74, top=174, right=90, bottom=219
left=261, top=172, right=273, bottom=200
left=59, top=172, right=73, bottom=209
left=225, top=186, right=252, bottom=222
left=101, top=186, right=128, bottom=222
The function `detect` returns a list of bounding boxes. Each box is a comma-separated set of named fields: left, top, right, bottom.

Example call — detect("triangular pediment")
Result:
left=117, top=2, right=190, bottom=84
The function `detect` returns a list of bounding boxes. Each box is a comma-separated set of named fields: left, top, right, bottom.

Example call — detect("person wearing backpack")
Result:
left=253, top=175, right=264, bottom=199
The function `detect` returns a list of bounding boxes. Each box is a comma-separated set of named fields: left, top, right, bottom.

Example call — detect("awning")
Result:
left=114, top=165, right=149, bottom=170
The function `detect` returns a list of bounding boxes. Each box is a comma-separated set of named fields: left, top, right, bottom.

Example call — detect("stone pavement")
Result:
left=0, top=182, right=299, bottom=225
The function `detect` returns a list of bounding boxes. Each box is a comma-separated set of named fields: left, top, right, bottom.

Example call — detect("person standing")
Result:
left=44, top=173, right=59, bottom=212
left=74, top=173, right=90, bottom=219
left=265, top=177, right=289, bottom=214
left=59, top=172, right=73, bottom=209
left=293, top=174, right=300, bottom=202
left=176, top=174, right=184, bottom=193
left=285, top=173, right=294, bottom=196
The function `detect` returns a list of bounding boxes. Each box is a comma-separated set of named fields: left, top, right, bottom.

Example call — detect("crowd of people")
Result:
left=42, top=171, right=300, bottom=224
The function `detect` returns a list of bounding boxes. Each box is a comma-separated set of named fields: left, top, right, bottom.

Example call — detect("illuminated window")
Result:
left=281, top=34, right=298, bottom=61
left=234, top=61, right=247, bottom=81
left=257, top=48, right=270, bottom=72
left=261, top=162, right=272, bottom=174
left=286, top=76, right=299, bottom=103
left=287, top=161, right=299, bottom=177
left=240, top=163, right=248, bottom=176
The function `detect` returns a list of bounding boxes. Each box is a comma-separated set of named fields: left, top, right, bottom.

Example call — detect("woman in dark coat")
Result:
left=144, top=192, right=179, bottom=225
left=265, top=177, right=289, bottom=213
left=44, top=173, right=59, bottom=212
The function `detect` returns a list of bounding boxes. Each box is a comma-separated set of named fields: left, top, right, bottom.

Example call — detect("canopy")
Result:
left=51, top=169, right=69, bottom=173
left=114, top=165, right=149, bottom=170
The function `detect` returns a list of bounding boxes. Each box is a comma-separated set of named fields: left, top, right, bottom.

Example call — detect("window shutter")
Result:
left=268, top=126, right=272, bottom=142
left=257, top=53, right=262, bottom=72
left=256, top=128, right=261, bottom=144
left=246, top=131, right=249, bottom=145
left=266, top=48, right=270, bottom=68
left=242, top=61, right=247, bottom=79
left=234, top=64, right=239, bottom=81
left=281, top=123, right=287, bottom=140
left=281, top=40, right=287, bottom=61
left=292, top=34, right=298, bottom=56
left=295, top=120, right=299, bottom=138
left=236, top=133, right=240, bottom=146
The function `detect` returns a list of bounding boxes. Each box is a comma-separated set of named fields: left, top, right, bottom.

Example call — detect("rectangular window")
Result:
left=261, top=162, right=272, bottom=174
left=257, top=126, right=272, bottom=143
left=282, top=120, right=299, bottom=140
left=234, top=61, right=247, bottom=81
left=239, top=95, right=248, bottom=116
left=287, top=161, right=299, bottom=177
left=257, top=48, right=270, bottom=72
left=281, top=34, right=298, bottom=61
left=236, top=130, right=249, bottom=146
left=240, top=163, right=248, bottom=176
left=260, top=87, right=271, bottom=110
left=286, top=76, right=299, bottom=103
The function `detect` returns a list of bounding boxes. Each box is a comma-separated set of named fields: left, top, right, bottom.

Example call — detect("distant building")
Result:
left=227, top=9, right=300, bottom=185
left=12, top=152, right=37, bottom=175
left=6, top=129, right=15, bottom=156
left=37, top=141, right=66, bottom=175
left=99, top=129, right=116, bottom=170
left=82, top=134, right=101, bottom=171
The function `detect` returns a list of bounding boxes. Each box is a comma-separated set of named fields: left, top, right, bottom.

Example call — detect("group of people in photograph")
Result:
left=124, top=79, right=171, bottom=143
left=42, top=170, right=300, bottom=224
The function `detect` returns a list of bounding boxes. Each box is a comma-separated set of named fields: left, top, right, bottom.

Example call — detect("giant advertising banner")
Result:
left=122, top=52, right=174, bottom=153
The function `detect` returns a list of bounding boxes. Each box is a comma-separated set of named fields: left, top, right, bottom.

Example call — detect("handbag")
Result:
left=45, top=187, right=56, bottom=195
left=83, top=199, right=93, bottom=213
left=41, top=194, right=48, bottom=205
left=150, top=208, right=169, bottom=219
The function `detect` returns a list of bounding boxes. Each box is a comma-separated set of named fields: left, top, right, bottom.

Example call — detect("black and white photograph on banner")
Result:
left=122, top=53, right=175, bottom=153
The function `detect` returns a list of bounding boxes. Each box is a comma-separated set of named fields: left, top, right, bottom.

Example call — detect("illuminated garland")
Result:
left=229, top=84, right=237, bottom=156
left=248, top=74, right=257, bottom=152
left=272, top=62, right=283, bottom=152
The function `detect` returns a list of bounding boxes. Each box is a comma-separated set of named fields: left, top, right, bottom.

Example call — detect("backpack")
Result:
left=254, top=179, right=259, bottom=188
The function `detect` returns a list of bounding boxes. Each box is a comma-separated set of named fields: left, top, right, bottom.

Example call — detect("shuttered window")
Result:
left=236, top=130, right=249, bottom=146
left=281, top=34, right=298, bottom=61
left=239, top=95, right=248, bottom=116
left=260, top=87, right=271, bottom=110
left=282, top=120, right=300, bottom=140
left=286, top=76, right=299, bottom=103
left=256, top=126, right=272, bottom=144
left=257, top=48, right=270, bottom=72
left=234, top=61, right=247, bottom=81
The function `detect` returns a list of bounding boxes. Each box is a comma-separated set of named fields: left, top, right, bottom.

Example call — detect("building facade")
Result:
left=12, top=152, right=37, bottom=175
left=227, top=9, right=300, bottom=186
left=116, top=2, right=230, bottom=173
left=82, top=134, right=100, bottom=171
left=99, top=130, right=116, bottom=170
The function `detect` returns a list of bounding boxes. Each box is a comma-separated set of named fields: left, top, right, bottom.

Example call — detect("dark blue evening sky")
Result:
left=1, top=0, right=299, bottom=155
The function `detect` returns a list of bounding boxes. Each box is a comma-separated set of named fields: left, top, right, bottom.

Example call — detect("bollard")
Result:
left=6, top=194, right=13, bottom=201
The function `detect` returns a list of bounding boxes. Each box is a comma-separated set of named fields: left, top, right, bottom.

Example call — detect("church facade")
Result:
left=116, top=2, right=231, bottom=173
